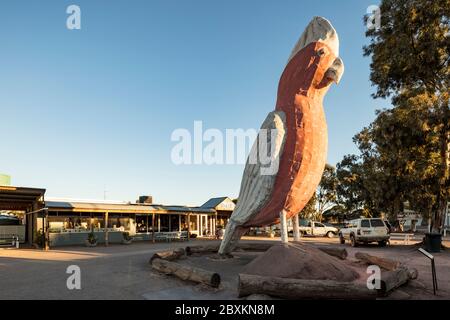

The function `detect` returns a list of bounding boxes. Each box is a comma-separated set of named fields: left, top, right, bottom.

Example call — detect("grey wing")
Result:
left=231, top=111, right=287, bottom=225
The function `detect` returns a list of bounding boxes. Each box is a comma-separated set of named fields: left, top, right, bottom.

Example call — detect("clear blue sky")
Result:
left=0, top=0, right=388, bottom=205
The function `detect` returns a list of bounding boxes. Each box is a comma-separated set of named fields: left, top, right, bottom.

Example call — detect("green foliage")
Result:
left=87, top=231, right=97, bottom=244
left=316, top=165, right=339, bottom=219
left=299, top=193, right=318, bottom=220
left=360, top=0, right=449, bottom=231
left=364, top=0, right=450, bottom=97
left=122, top=232, right=132, bottom=241
left=34, top=230, right=45, bottom=247
left=297, top=165, right=340, bottom=221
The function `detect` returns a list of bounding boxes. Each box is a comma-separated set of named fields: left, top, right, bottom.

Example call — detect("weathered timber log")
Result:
left=238, top=274, right=377, bottom=300
left=355, top=252, right=401, bottom=271
left=186, top=243, right=275, bottom=255
left=379, top=267, right=413, bottom=295
left=151, top=258, right=221, bottom=288
left=318, top=246, right=348, bottom=260
left=236, top=243, right=275, bottom=252
left=149, top=248, right=185, bottom=263
left=407, top=268, right=418, bottom=280
left=185, top=244, right=219, bottom=255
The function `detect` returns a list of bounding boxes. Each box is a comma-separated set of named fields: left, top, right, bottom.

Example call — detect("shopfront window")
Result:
left=189, top=215, right=198, bottom=232
left=47, top=212, right=91, bottom=233
left=180, top=216, right=188, bottom=231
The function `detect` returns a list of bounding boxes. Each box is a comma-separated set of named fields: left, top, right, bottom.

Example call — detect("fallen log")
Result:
left=238, top=274, right=377, bottom=300
left=186, top=243, right=275, bottom=255
left=318, top=247, right=348, bottom=260
left=236, top=243, right=275, bottom=252
left=149, top=248, right=185, bottom=263
left=355, top=252, right=401, bottom=271
left=151, top=258, right=221, bottom=288
left=407, top=268, right=418, bottom=280
left=379, top=267, right=413, bottom=296
left=185, top=244, right=219, bottom=255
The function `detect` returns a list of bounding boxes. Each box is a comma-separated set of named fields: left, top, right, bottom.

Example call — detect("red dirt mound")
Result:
left=242, top=242, right=359, bottom=282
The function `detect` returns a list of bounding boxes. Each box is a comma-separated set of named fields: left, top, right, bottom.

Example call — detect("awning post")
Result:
left=104, top=211, right=109, bottom=247
left=187, top=213, right=191, bottom=241
left=152, top=213, right=155, bottom=243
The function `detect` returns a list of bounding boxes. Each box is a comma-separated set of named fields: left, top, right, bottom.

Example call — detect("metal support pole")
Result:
left=432, top=258, right=438, bottom=294
left=42, top=215, right=46, bottom=250
left=280, top=211, right=288, bottom=244
left=419, top=248, right=438, bottom=295
left=104, top=212, right=109, bottom=247
left=187, top=214, right=191, bottom=241
left=152, top=213, right=155, bottom=243
left=44, top=208, right=50, bottom=251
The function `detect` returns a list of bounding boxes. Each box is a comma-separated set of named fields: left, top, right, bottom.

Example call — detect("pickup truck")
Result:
left=289, top=221, right=338, bottom=238
left=339, top=218, right=390, bottom=247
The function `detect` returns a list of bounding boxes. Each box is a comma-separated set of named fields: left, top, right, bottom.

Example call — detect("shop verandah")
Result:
left=0, top=186, right=46, bottom=246
left=45, top=200, right=218, bottom=246
left=136, top=205, right=217, bottom=238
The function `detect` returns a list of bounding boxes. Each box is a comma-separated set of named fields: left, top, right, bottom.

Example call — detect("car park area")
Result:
left=0, top=236, right=449, bottom=300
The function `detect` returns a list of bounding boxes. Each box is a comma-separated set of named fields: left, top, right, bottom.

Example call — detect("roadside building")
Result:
left=200, top=197, right=236, bottom=229
left=0, top=180, right=236, bottom=247
left=45, top=198, right=216, bottom=246
left=0, top=185, right=46, bottom=246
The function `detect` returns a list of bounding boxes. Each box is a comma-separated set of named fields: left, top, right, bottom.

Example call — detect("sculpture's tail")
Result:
left=218, top=220, right=249, bottom=256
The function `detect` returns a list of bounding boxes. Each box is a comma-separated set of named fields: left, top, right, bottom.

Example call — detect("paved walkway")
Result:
left=0, top=239, right=215, bottom=300
left=0, top=237, right=449, bottom=300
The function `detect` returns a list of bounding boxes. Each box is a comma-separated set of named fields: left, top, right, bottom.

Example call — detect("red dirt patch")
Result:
left=242, top=242, right=359, bottom=282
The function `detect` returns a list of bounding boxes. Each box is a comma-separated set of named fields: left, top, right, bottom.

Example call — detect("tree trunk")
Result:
left=318, top=246, right=348, bottom=260
left=355, top=252, right=401, bottom=271
left=151, top=258, right=221, bottom=288
left=236, top=243, right=275, bottom=252
left=433, top=98, right=449, bottom=233
left=149, top=248, right=185, bottom=263
left=186, top=243, right=275, bottom=255
left=185, top=244, right=219, bottom=255
left=393, top=195, right=401, bottom=229
left=238, top=274, right=377, bottom=300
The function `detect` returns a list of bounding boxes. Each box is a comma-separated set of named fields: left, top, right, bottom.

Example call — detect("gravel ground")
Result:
left=0, top=236, right=448, bottom=300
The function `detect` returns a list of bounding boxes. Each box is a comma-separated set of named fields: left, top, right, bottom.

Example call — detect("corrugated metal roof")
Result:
left=46, top=201, right=153, bottom=213
left=46, top=201, right=215, bottom=215
left=200, top=197, right=230, bottom=208
left=0, top=186, right=46, bottom=211
left=148, top=205, right=215, bottom=214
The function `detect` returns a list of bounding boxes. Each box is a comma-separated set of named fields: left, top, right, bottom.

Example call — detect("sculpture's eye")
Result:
left=317, top=48, right=326, bottom=57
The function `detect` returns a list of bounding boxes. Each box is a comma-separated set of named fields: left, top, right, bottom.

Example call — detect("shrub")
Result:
left=87, top=231, right=97, bottom=244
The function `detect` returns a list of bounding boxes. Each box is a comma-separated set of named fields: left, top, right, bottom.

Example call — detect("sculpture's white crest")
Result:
left=287, top=16, right=339, bottom=64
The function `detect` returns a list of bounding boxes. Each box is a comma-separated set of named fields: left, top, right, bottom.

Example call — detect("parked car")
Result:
left=0, top=214, right=20, bottom=226
left=339, top=218, right=390, bottom=247
left=289, top=221, right=338, bottom=238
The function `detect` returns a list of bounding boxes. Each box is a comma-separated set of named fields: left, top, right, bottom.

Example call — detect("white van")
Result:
left=339, top=218, right=390, bottom=247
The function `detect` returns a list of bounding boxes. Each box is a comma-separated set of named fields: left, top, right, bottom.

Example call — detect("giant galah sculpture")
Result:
left=219, top=17, right=344, bottom=256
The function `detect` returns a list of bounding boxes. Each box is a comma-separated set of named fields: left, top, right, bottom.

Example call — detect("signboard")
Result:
left=216, top=198, right=236, bottom=211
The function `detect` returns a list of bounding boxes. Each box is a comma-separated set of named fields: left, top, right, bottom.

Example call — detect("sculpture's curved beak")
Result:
left=325, top=57, right=344, bottom=84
